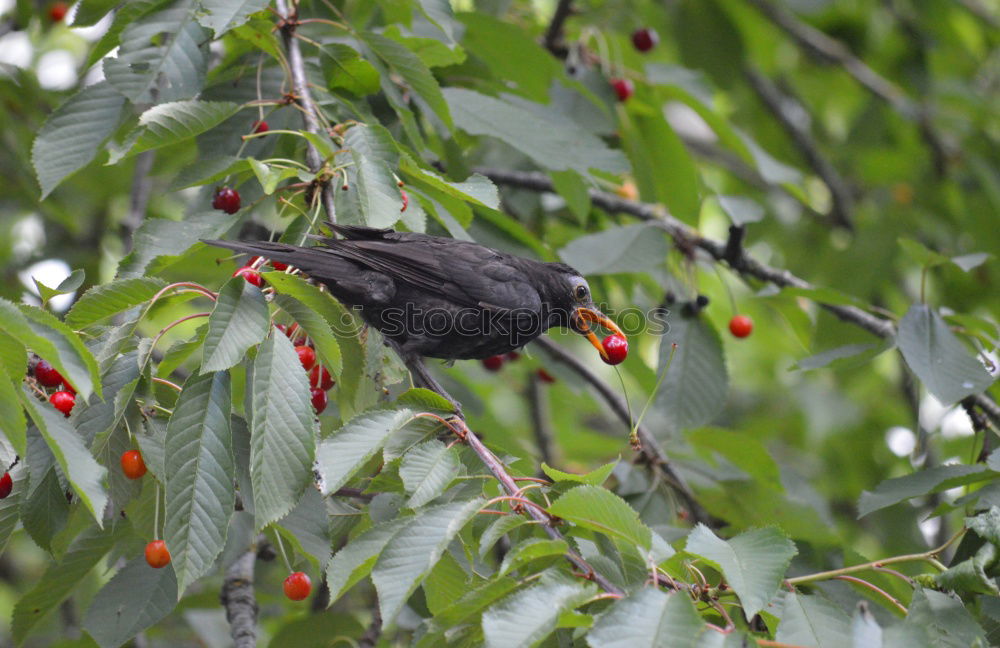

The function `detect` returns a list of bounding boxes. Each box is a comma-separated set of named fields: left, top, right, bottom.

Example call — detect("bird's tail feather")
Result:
left=200, top=239, right=354, bottom=278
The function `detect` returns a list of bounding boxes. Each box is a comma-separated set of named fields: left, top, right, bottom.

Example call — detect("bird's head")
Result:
left=544, top=263, right=625, bottom=362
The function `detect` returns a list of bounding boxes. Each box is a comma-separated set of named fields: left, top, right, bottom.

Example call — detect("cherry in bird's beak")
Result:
left=573, top=307, right=625, bottom=361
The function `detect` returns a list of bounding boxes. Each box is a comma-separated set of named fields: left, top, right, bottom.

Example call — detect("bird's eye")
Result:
left=574, top=285, right=589, bottom=301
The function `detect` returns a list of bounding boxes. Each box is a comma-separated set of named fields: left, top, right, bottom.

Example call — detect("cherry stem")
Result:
left=154, top=482, right=161, bottom=541
left=482, top=495, right=553, bottom=520
left=149, top=312, right=211, bottom=355
left=272, top=527, right=294, bottom=573
left=833, top=575, right=908, bottom=615
left=152, top=377, right=182, bottom=392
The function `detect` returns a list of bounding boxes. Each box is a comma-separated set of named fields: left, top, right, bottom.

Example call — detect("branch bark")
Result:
left=542, top=0, right=575, bottom=56
left=275, top=0, right=337, bottom=223
left=479, top=167, right=1000, bottom=427
left=220, top=549, right=258, bottom=648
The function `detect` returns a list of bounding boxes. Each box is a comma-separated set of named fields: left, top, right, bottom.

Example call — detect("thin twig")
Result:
left=358, top=603, right=382, bottom=648
left=542, top=0, right=575, bottom=56
left=122, top=151, right=156, bottom=247
left=275, top=0, right=337, bottom=223
left=527, top=371, right=556, bottom=465
left=743, top=65, right=853, bottom=230
left=478, top=167, right=1000, bottom=427
left=220, top=548, right=258, bottom=648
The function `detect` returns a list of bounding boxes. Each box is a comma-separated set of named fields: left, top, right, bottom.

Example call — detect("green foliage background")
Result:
left=0, top=0, right=998, bottom=645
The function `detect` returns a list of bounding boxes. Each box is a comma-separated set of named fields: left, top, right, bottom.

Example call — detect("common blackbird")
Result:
left=205, top=224, right=623, bottom=365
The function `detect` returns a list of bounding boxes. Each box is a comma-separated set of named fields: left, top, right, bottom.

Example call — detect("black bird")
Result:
left=205, top=225, right=623, bottom=391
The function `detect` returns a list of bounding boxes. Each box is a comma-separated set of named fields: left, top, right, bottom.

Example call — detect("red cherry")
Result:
left=212, top=187, right=241, bottom=214
left=295, top=345, right=316, bottom=371
left=62, top=380, right=76, bottom=395
left=233, top=266, right=263, bottom=287
left=283, top=571, right=312, bottom=601
left=34, top=359, right=63, bottom=387
left=271, top=261, right=289, bottom=271
left=536, top=368, right=556, bottom=384
left=252, top=120, right=268, bottom=134
left=0, top=472, right=12, bottom=499
left=310, top=387, right=328, bottom=414
left=631, top=28, right=659, bottom=52
left=611, top=78, right=634, bottom=102
left=48, top=1, right=68, bottom=22
left=145, top=540, right=171, bottom=568
left=120, top=450, right=147, bottom=480
left=506, top=351, right=521, bottom=362
left=601, top=334, right=628, bottom=365
left=50, top=390, right=75, bottom=416
left=729, top=315, right=753, bottom=338
left=481, top=355, right=504, bottom=372
left=309, top=365, right=334, bottom=391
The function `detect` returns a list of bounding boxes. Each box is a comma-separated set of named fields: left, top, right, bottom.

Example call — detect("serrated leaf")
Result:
left=316, top=408, right=414, bottom=495
left=118, top=212, right=240, bottom=277
left=345, top=123, right=405, bottom=228
left=444, top=88, right=628, bottom=175
left=459, top=13, right=561, bottom=102
left=541, top=460, right=617, bottom=486
left=321, top=43, right=381, bottom=96
left=83, top=556, right=178, bottom=648
left=19, top=389, right=108, bottom=524
left=934, top=542, right=999, bottom=596
left=428, top=575, right=522, bottom=631
left=201, top=276, right=269, bottom=372
left=622, top=109, right=701, bottom=223
left=549, top=485, right=651, bottom=550
left=119, top=100, right=240, bottom=160
left=897, top=304, right=994, bottom=404
left=278, top=487, right=332, bottom=568
left=399, top=156, right=500, bottom=209
left=32, top=269, right=84, bottom=308
left=483, top=571, right=595, bottom=648
left=654, top=313, right=727, bottom=432
left=791, top=343, right=888, bottom=372
left=0, top=464, right=25, bottom=555
left=685, top=524, right=797, bottom=620
left=0, top=331, right=27, bottom=389
left=249, top=333, right=316, bottom=529
left=66, top=277, right=167, bottom=330
left=326, top=518, right=408, bottom=602
left=372, top=498, right=484, bottom=624
left=905, top=587, right=986, bottom=647
left=197, top=0, right=268, bottom=35
left=587, top=588, right=712, bottom=648
left=479, top=515, right=532, bottom=558
left=103, top=3, right=209, bottom=105
left=559, top=224, right=668, bottom=276
left=858, top=464, right=997, bottom=516
left=395, top=387, right=455, bottom=413
left=776, top=591, right=852, bottom=647
left=966, top=507, right=1000, bottom=545
left=364, top=31, right=452, bottom=127
left=499, top=538, right=567, bottom=575
left=271, top=293, right=342, bottom=377
left=21, top=468, right=69, bottom=552
left=32, top=81, right=127, bottom=198
left=164, top=370, right=234, bottom=595
left=400, top=440, right=461, bottom=508
left=0, top=366, right=27, bottom=455
left=12, top=523, right=124, bottom=644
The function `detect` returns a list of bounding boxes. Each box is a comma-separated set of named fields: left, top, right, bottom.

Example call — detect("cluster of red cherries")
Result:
left=276, top=323, right=336, bottom=414
left=609, top=28, right=659, bottom=103
left=31, top=358, right=77, bottom=417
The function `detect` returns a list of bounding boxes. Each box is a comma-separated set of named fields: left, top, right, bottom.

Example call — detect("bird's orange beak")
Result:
left=574, top=307, right=625, bottom=361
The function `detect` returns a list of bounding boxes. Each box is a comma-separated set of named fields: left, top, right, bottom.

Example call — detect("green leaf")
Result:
left=541, top=460, right=617, bottom=486
left=654, top=314, right=728, bottom=432
left=444, top=88, right=628, bottom=175
left=400, top=440, right=461, bottom=508
left=32, top=81, right=127, bottom=198
left=0, top=299, right=101, bottom=400
left=0, top=366, right=27, bottom=455
left=103, top=3, right=209, bottom=104
left=345, top=123, right=405, bottom=228
left=934, top=542, right=999, bottom=596
left=66, top=277, right=167, bottom=329
left=776, top=591, right=852, bottom=648
left=321, top=43, right=381, bottom=97
left=558, top=224, right=669, bottom=276
left=326, top=518, right=408, bottom=601
left=118, top=100, right=241, bottom=160
left=118, top=212, right=240, bottom=277
left=0, top=464, right=25, bottom=555
left=859, top=464, right=998, bottom=517
left=422, top=576, right=522, bottom=638
left=372, top=498, right=485, bottom=624
left=898, top=238, right=950, bottom=268
left=0, top=331, right=27, bottom=389
left=21, top=468, right=69, bottom=552
left=399, top=156, right=500, bottom=209
left=479, top=515, right=532, bottom=558
left=20, top=389, right=108, bottom=524
left=201, top=276, right=269, bottom=372
left=718, top=195, right=765, bottom=225
left=364, top=31, right=452, bottom=127
left=249, top=332, right=316, bottom=529
left=951, top=253, right=991, bottom=272
left=499, top=538, right=568, bottom=575
left=316, top=408, right=414, bottom=496
left=904, top=587, right=986, bottom=647
left=549, top=485, right=651, bottom=550
left=897, top=304, right=994, bottom=405
left=684, top=524, right=797, bottom=620
left=549, top=170, right=592, bottom=223
left=32, top=269, right=85, bottom=308
left=164, top=370, right=235, bottom=595
left=395, top=387, right=455, bottom=413
left=12, top=523, right=124, bottom=644
left=966, top=507, right=1000, bottom=545
left=458, top=13, right=561, bottom=102
left=278, top=487, right=332, bottom=568
left=622, top=109, right=701, bottom=223
left=791, top=343, right=889, bottom=372
left=197, top=0, right=268, bottom=35
left=82, top=556, right=178, bottom=648
left=587, top=588, right=715, bottom=648
left=482, top=571, right=595, bottom=648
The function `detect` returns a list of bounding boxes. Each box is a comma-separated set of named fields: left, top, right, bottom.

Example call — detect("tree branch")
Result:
left=358, top=603, right=382, bottom=648
left=220, top=548, right=258, bottom=648
left=542, top=0, right=575, bottom=57
left=478, top=167, right=1000, bottom=427
left=745, top=0, right=951, bottom=174
left=743, top=65, right=854, bottom=230
left=527, top=371, right=556, bottom=466
left=275, top=0, right=337, bottom=222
